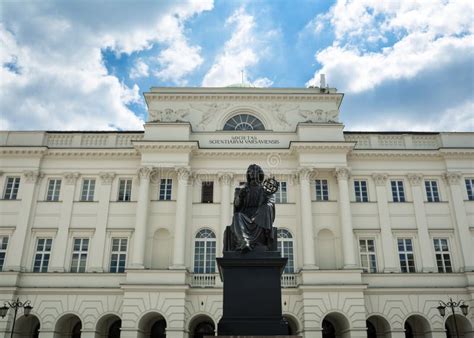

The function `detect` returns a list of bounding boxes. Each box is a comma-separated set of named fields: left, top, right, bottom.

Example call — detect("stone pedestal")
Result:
left=216, top=250, right=289, bottom=336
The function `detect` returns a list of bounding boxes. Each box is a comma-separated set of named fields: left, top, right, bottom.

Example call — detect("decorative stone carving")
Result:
left=299, top=109, right=339, bottom=123
left=218, top=172, right=234, bottom=185
left=258, top=103, right=299, bottom=128
left=99, top=172, right=115, bottom=185
left=176, top=166, right=191, bottom=182
left=23, top=170, right=43, bottom=183
left=297, top=167, right=315, bottom=183
left=335, top=167, right=350, bottom=180
left=444, top=172, right=462, bottom=185
left=372, top=173, right=389, bottom=186
left=137, top=166, right=153, bottom=181
left=63, top=172, right=80, bottom=185
left=407, top=173, right=423, bottom=186
left=191, top=103, right=231, bottom=129
left=148, top=108, right=189, bottom=122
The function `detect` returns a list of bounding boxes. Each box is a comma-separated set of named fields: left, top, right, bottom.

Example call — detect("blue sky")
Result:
left=1, top=0, right=473, bottom=131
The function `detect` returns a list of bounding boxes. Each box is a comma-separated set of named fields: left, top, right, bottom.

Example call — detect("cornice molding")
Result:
left=133, top=141, right=198, bottom=153
left=290, top=142, right=355, bottom=153
left=45, top=149, right=139, bottom=158
left=191, top=149, right=294, bottom=159
left=0, top=147, right=47, bottom=157
left=348, top=150, right=442, bottom=159
left=439, top=148, right=474, bottom=159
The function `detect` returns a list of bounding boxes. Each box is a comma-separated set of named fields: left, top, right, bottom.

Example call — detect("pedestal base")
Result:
left=217, top=251, right=289, bottom=336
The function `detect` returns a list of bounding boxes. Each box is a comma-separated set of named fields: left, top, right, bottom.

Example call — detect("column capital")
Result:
left=334, top=167, right=350, bottom=180
left=63, top=172, right=80, bottom=185
left=218, top=172, right=234, bottom=185
left=372, top=173, right=389, bottom=186
left=297, top=167, right=315, bottom=183
left=23, top=170, right=44, bottom=183
left=443, top=171, right=462, bottom=185
left=137, top=166, right=153, bottom=180
left=407, top=173, right=423, bottom=186
left=175, top=166, right=191, bottom=182
left=99, top=172, right=115, bottom=184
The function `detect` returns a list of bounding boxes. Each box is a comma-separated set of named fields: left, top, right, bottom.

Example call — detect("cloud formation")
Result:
left=0, top=1, right=212, bottom=130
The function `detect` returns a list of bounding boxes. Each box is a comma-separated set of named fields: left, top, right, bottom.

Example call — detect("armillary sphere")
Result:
left=263, top=177, right=279, bottom=195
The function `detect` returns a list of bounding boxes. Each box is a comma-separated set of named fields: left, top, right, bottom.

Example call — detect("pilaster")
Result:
left=298, top=167, right=317, bottom=269
left=89, top=172, right=115, bottom=272
left=444, top=171, right=474, bottom=271
left=5, top=170, right=43, bottom=271
left=372, top=173, right=398, bottom=272
left=335, top=167, right=357, bottom=268
left=407, top=173, right=436, bottom=272
left=218, top=172, right=233, bottom=251
left=130, top=166, right=153, bottom=269
left=171, top=166, right=190, bottom=269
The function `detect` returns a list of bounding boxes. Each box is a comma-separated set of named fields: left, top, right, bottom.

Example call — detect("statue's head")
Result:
left=246, top=164, right=265, bottom=185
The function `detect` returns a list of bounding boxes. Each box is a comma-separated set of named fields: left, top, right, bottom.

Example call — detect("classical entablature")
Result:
left=144, top=87, right=343, bottom=132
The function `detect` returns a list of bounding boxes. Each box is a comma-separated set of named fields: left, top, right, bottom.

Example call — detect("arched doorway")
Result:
left=138, top=312, right=166, bottom=338
left=321, top=313, right=350, bottom=338
left=367, top=315, right=391, bottom=338
left=54, top=314, right=82, bottom=338
left=404, top=315, right=431, bottom=338
left=445, top=314, right=473, bottom=338
left=283, top=315, right=299, bottom=335
left=188, top=315, right=215, bottom=338
left=96, top=314, right=121, bottom=338
left=13, top=315, right=40, bottom=338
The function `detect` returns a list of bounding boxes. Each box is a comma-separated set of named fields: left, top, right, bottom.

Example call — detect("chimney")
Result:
left=320, top=74, right=326, bottom=88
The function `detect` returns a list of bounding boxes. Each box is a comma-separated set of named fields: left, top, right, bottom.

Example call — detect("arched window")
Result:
left=224, top=114, right=265, bottom=131
left=194, top=229, right=216, bottom=274
left=277, top=229, right=294, bottom=273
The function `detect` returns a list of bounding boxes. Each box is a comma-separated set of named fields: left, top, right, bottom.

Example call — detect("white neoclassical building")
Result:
left=0, top=86, right=473, bottom=338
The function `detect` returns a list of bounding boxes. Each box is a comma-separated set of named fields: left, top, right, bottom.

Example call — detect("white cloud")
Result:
left=202, top=7, right=274, bottom=87
left=0, top=1, right=213, bottom=130
left=130, top=59, right=149, bottom=79
left=252, top=77, right=273, bottom=88
left=306, top=0, right=474, bottom=93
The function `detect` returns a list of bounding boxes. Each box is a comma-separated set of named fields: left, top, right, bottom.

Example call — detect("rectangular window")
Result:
left=201, top=181, right=214, bottom=203
left=275, top=181, right=287, bottom=203
left=425, top=180, right=440, bottom=202
left=46, top=179, right=62, bottom=201
left=391, top=180, right=406, bottom=202
left=109, top=238, right=127, bottom=273
left=0, top=236, right=8, bottom=271
left=159, top=179, right=172, bottom=200
left=3, top=177, right=20, bottom=200
left=118, top=179, right=132, bottom=202
left=354, top=180, right=369, bottom=202
left=315, top=179, right=328, bottom=201
left=33, top=238, right=52, bottom=272
left=398, top=238, right=415, bottom=272
left=70, top=238, right=89, bottom=273
left=359, top=239, right=377, bottom=273
left=466, top=179, right=474, bottom=201
left=433, top=238, right=453, bottom=273
left=81, top=179, right=96, bottom=201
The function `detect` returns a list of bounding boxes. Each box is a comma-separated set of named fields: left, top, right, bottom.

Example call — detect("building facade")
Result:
left=0, top=86, right=473, bottom=338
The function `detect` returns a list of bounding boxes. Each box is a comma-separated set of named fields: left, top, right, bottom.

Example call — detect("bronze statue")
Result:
left=225, top=164, right=279, bottom=252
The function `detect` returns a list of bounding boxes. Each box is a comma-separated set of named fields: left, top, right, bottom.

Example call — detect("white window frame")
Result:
left=109, top=237, right=128, bottom=273
left=391, top=180, right=406, bottom=202
left=0, top=236, right=9, bottom=271
left=315, top=179, right=328, bottom=201
left=193, top=229, right=217, bottom=274
left=46, top=178, right=62, bottom=201
left=275, top=181, right=288, bottom=204
left=277, top=229, right=295, bottom=274
left=33, top=238, right=53, bottom=272
left=465, top=178, right=474, bottom=201
left=81, top=179, right=96, bottom=201
left=358, top=238, right=377, bottom=273
left=118, top=178, right=132, bottom=202
left=159, top=178, right=172, bottom=200
left=425, top=180, right=440, bottom=202
left=3, top=176, right=20, bottom=200
left=70, top=238, right=89, bottom=273
left=433, top=238, right=453, bottom=273
left=354, top=180, right=369, bottom=202
left=397, top=237, right=416, bottom=273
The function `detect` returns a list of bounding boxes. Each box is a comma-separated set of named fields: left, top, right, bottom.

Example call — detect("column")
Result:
left=407, top=173, right=436, bottom=272
left=5, top=170, right=43, bottom=271
left=335, top=167, right=357, bottom=268
left=298, top=168, right=317, bottom=269
left=171, top=167, right=190, bottom=269
left=372, top=173, right=398, bottom=272
left=444, top=172, right=474, bottom=271
left=218, top=172, right=233, bottom=238
left=89, top=172, right=115, bottom=272
left=50, top=172, right=79, bottom=272
left=130, top=166, right=153, bottom=269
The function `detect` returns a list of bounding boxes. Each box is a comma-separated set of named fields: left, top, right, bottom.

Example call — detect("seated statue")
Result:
left=224, top=164, right=279, bottom=252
